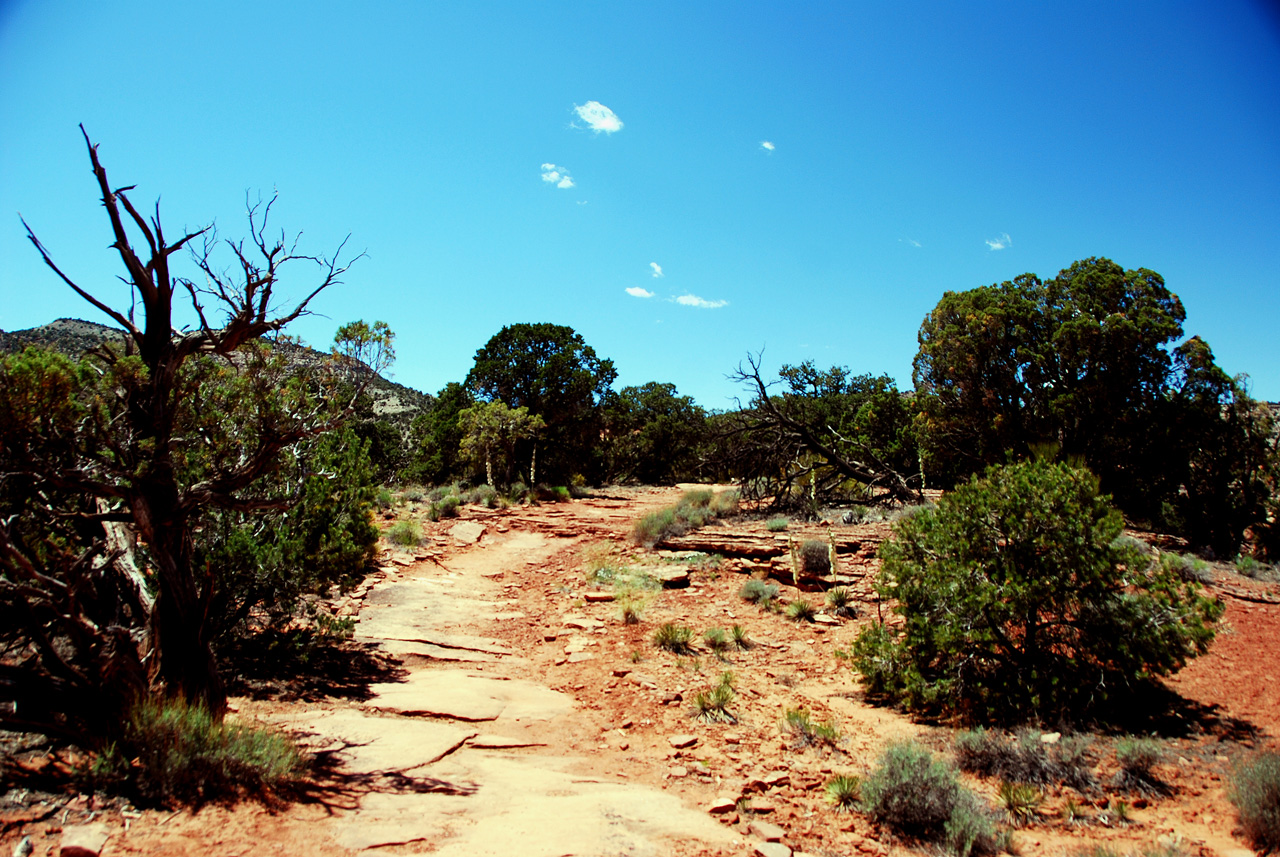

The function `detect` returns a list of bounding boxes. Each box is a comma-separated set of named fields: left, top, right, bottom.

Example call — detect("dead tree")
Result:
left=4, top=127, right=387, bottom=722
left=723, top=353, right=922, bottom=509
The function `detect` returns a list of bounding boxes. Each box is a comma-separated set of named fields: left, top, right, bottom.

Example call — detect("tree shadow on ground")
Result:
left=1091, top=683, right=1262, bottom=744
left=288, top=741, right=477, bottom=814
left=222, top=632, right=407, bottom=703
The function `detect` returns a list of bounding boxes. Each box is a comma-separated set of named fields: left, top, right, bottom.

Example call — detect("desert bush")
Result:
left=852, top=459, right=1222, bottom=722
left=1228, top=749, right=1280, bottom=853
left=862, top=740, right=997, bottom=856
left=998, top=781, right=1043, bottom=827
left=691, top=671, right=736, bottom=723
left=653, top=622, right=695, bottom=654
left=404, top=487, right=426, bottom=503
left=463, top=484, right=500, bottom=508
left=703, top=627, right=730, bottom=657
left=429, top=493, right=461, bottom=520
left=739, top=578, right=780, bottom=609
left=1158, top=552, right=1213, bottom=584
left=785, top=598, right=816, bottom=622
left=826, top=586, right=855, bottom=617
left=1113, top=738, right=1168, bottom=795
left=798, top=538, right=832, bottom=577
left=766, top=517, right=790, bottom=532
left=782, top=707, right=840, bottom=749
left=1054, top=735, right=1099, bottom=792
left=954, top=729, right=1057, bottom=785
left=374, top=487, right=394, bottom=510
left=730, top=624, right=752, bottom=650
left=91, top=697, right=300, bottom=806
left=825, top=774, right=862, bottom=811
left=385, top=520, right=420, bottom=547
left=631, top=488, right=739, bottom=547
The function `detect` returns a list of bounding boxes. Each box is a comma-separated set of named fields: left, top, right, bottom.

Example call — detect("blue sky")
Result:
left=2, top=1, right=1277, bottom=409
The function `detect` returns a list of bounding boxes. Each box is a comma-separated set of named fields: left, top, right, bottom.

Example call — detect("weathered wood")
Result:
left=659, top=523, right=892, bottom=560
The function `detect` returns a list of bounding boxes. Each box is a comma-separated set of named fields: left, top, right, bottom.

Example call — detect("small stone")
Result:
left=708, top=797, right=737, bottom=815
left=724, top=733, right=741, bottom=744
left=611, top=667, right=632, bottom=677
left=584, top=592, right=615, bottom=602
left=669, top=734, right=698, bottom=749
left=543, top=632, right=559, bottom=642
left=59, top=823, right=110, bottom=857
left=670, top=765, right=689, bottom=777
left=762, top=770, right=791, bottom=787
left=1040, top=731, right=1061, bottom=744
left=749, top=819, right=787, bottom=842
left=751, top=799, right=777, bottom=813
left=566, top=652, right=595, bottom=663
left=449, top=521, right=485, bottom=544
left=754, top=843, right=792, bottom=857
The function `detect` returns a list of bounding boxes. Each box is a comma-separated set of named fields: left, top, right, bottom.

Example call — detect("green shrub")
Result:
left=730, top=624, right=752, bottom=650
left=782, top=707, right=840, bottom=749
left=825, top=774, right=861, bottom=811
left=766, top=517, right=790, bottom=532
left=826, top=586, right=855, bottom=617
left=703, top=627, right=730, bottom=657
left=1113, top=738, right=1168, bottom=795
left=739, top=578, right=780, bottom=609
left=385, top=520, right=420, bottom=547
left=429, top=493, right=461, bottom=520
left=403, top=487, right=426, bottom=503
left=653, top=622, right=695, bottom=654
left=92, top=697, right=300, bottom=806
left=631, top=488, right=739, bottom=548
left=862, top=740, right=997, bottom=856
left=374, top=487, right=394, bottom=510
left=691, top=671, right=736, bottom=723
left=463, top=484, right=499, bottom=508
left=1159, top=551, right=1213, bottom=584
left=998, top=781, right=1042, bottom=827
left=955, top=728, right=1096, bottom=791
left=799, top=538, right=832, bottom=576
left=852, top=459, right=1222, bottom=722
left=1228, top=750, right=1280, bottom=853
left=785, top=599, right=816, bottom=622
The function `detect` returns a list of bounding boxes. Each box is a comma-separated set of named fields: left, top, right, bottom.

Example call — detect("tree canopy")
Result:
left=465, top=323, right=616, bottom=484
left=853, top=459, right=1222, bottom=723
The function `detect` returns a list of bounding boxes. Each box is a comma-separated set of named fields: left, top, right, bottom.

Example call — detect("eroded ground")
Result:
left=3, top=486, right=1277, bottom=857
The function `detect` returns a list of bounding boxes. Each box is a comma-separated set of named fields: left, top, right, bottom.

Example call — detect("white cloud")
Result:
left=985, top=232, right=1012, bottom=251
left=626, top=286, right=655, bottom=298
left=574, top=100, right=623, bottom=133
left=675, top=293, right=728, bottom=309
left=541, top=163, right=574, bottom=188
left=900, top=238, right=922, bottom=248
left=649, top=262, right=663, bottom=278
left=761, top=140, right=775, bottom=152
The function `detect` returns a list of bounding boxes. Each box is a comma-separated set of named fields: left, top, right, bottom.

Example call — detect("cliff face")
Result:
left=0, top=318, right=433, bottom=427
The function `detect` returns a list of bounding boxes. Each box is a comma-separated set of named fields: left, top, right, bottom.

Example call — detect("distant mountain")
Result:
left=0, top=318, right=433, bottom=428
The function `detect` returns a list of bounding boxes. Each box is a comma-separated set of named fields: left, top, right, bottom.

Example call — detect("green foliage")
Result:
left=785, top=598, right=816, bottom=622
left=766, top=517, right=790, bottom=532
left=92, top=697, right=301, bottom=806
left=703, top=627, right=730, bottom=657
left=913, top=258, right=1278, bottom=557
left=632, top=488, right=739, bottom=547
left=739, top=579, right=780, bottom=609
left=826, top=586, right=855, bottom=617
left=955, top=728, right=1097, bottom=792
left=861, top=741, right=997, bottom=856
left=402, top=382, right=474, bottom=485
left=730, top=624, right=752, bottom=649
left=998, top=781, right=1043, bottom=827
left=1113, top=738, right=1168, bottom=795
left=605, top=381, right=708, bottom=484
left=853, top=459, right=1222, bottom=722
left=428, top=493, right=461, bottom=520
left=466, top=323, right=616, bottom=485
left=653, top=622, right=695, bottom=654
left=457, top=400, right=545, bottom=489
left=799, top=538, right=832, bottom=576
left=781, top=707, right=840, bottom=748
left=824, top=774, right=862, bottom=811
left=386, top=520, right=421, bottom=547
left=1228, top=750, right=1280, bottom=853
left=691, top=671, right=737, bottom=723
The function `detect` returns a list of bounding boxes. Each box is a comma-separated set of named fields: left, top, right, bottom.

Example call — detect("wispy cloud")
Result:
left=675, top=293, right=728, bottom=309
left=540, top=163, right=575, bottom=189
left=760, top=141, right=775, bottom=152
left=573, top=101, right=623, bottom=134
left=649, top=262, right=663, bottom=278
left=900, top=238, right=922, bottom=248
left=626, top=286, right=655, bottom=298
left=985, top=232, right=1012, bottom=251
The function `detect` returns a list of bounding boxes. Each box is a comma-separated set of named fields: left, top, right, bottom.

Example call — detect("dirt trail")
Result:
left=5, top=487, right=1276, bottom=857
